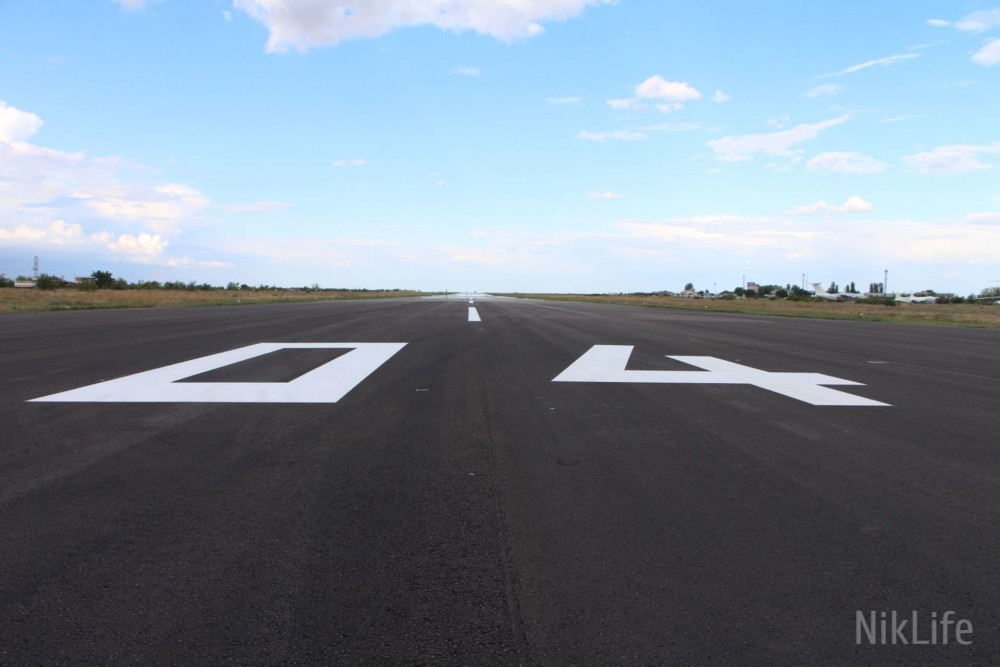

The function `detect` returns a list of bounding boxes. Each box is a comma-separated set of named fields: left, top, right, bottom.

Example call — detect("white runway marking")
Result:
left=553, top=345, right=889, bottom=406
left=468, top=307, right=481, bottom=322
left=30, top=342, right=406, bottom=403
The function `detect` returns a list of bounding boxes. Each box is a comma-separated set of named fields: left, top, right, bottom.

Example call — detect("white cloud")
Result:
left=333, top=158, right=367, bottom=167
left=453, top=66, right=481, bottom=76
left=0, top=101, right=44, bottom=143
left=547, top=96, right=581, bottom=105
left=635, top=76, right=702, bottom=102
left=955, top=8, right=1000, bottom=33
left=903, top=143, right=1000, bottom=174
left=607, top=98, right=643, bottom=111
left=706, top=115, right=849, bottom=162
left=0, top=220, right=85, bottom=245
left=805, top=84, right=843, bottom=98
left=232, top=0, right=615, bottom=52
left=605, top=76, right=702, bottom=115
left=824, top=52, right=920, bottom=77
left=967, top=212, right=1000, bottom=224
left=793, top=196, right=873, bottom=215
left=927, top=18, right=951, bottom=28
left=587, top=190, right=622, bottom=200
left=113, top=0, right=147, bottom=9
left=712, top=89, right=730, bottom=103
left=973, top=38, right=1000, bottom=65
left=220, top=200, right=293, bottom=213
left=106, top=233, right=169, bottom=260
left=806, top=151, right=888, bottom=174
left=767, top=115, right=790, bottom=129
left=578, top=129, right=647, bottom=142
left=82, top=183, right=209, bottom=233
left=0, top=102, right=222, bottom=272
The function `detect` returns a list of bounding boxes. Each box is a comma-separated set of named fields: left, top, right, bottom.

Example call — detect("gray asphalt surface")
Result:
left=1, top=296, right=999, bottom=665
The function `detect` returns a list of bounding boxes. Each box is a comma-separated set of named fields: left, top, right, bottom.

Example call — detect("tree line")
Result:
left=0, top=271, right=406, bottom=293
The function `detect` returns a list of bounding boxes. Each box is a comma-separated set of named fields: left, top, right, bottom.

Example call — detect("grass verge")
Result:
left=0, top=288, right=430, bottom=313
left=499, top=293, right=1000, bottom=328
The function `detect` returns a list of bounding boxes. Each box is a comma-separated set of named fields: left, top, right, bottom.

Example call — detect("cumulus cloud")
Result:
left=0, top=220, right=85, bottom=245
left=605, top=76, right=703, bottom=114
left=232, top=0, right=615, bottom=52
left=806, top=151, right=888, bottom=174
left=635, top=75, right=701, bottom=112
left=0, top=101, right=218, bottom=271
left=106, top=232, right=169, bottom=260
left=712, top=89, right=730, bottom=103
left=0, top=101, right=44, bottom=143
left=635, top=76, right=702, bottom=102
left=824, top=52, right=920, bottom=77
left=587, top=190, right=622, bottom=199
left=903, top=143, right=1000, bottom=174
left=706, top=115, right=849, bottom=162
left=973, top=38, right=1000, bottom=66
left=927, top=18, right=951, bottom=28
left=793, top=196, right=873, bottom=215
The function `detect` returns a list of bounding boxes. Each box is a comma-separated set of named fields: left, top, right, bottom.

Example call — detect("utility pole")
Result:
left=33, top=256, right=39, bottom=280
left=884, top=269, right=888, bottom=296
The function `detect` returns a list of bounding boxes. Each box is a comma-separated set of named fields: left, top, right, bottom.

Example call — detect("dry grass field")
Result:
left=507, top=293, right=1000, bottom=328
left=0, top=288, right=427, bottom=313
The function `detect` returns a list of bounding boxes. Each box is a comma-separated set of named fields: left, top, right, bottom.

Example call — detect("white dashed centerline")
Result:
left=468, top=307, right=481, bottom=322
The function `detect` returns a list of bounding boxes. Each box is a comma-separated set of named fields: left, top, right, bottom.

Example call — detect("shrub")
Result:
left=35, top=274, right=66, bottom=290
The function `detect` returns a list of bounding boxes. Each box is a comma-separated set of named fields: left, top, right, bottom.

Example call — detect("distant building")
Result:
left=746, top=282, right=759, bottom=293
left=14, top=280, right=36, bottom=288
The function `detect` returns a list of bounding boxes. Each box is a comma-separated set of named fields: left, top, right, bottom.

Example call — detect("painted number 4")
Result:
left=553, top=345, right=889, bottom=406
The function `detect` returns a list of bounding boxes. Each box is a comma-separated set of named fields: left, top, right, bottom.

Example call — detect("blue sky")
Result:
left=1, top=1, right=999, bottom=294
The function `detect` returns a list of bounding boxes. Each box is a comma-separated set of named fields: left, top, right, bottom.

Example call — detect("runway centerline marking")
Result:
left=553, top=345, right=889, bottom=406
left=30, top=342, right=406, bottom=404
left=468, top=307, right=481, bottom=322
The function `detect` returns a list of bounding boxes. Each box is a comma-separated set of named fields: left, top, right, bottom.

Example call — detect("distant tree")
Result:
left=91, top=270, right=114, bottom=289
left=35, top=273, right=66, bottom=289
left=789, top=286, right=811, bottom=300
left=827, top=281, right=839, bottom=294
left=684, top=282, right=695, bottom=292
left=112, top=278, right=129, bottom=290
left=979, top=287, right=1000, bottom=298
left=848, top=281, right=858, bottom=293
left=775, top=288, right=789, bottom=298
left=734, top=287, right=746, bottom=297
left=0, top=273, right=13, bottom=288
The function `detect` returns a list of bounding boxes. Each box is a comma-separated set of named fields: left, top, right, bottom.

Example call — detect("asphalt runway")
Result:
left=1, top=295, right=999, bottom=664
